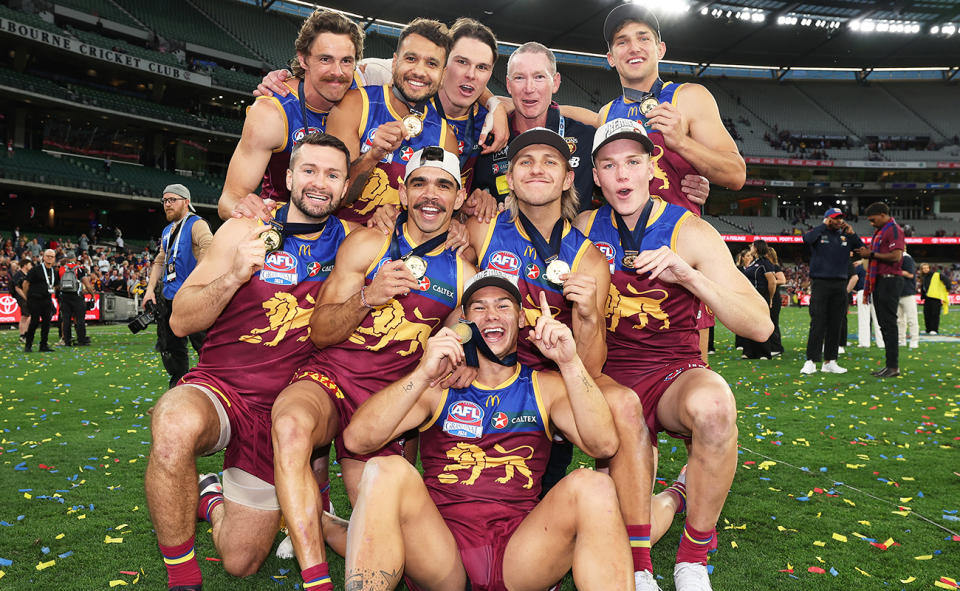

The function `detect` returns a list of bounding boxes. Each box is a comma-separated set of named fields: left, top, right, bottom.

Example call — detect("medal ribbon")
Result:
left=517, top=212, right=565, bottom=265
left=270, top=203, right=328, bottom=245
left=391, top=86, right=430, bottom=121
left=388, top=211, right=448, bottom=262
left=622, top=78, right=664, bottom=124
left=298, top=79, right=309, bottom=139
left=434, top=97, right=478, bottom=157
left=613, top=198, right=655, bottom=270
left=460, top=321, right=518, bottom=367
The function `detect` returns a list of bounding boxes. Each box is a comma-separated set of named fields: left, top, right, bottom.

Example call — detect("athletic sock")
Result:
left=626, top=524, right=653, bottom=573
left=663, top=480, right=687, bottom=514
left=301, top=563, right=333, bottom=590
left=319, top=481, right=331, bottom=513
left=159, top=536, right=202, bottom=589
left=197, top=492, right=223, bottom=524
left=675, top=522, right=715, bottom=565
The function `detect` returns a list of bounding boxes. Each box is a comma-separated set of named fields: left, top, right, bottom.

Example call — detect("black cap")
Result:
left=462, top=269, right=522, bottom=308
left=604, top=3, right=661, bottom=46
left=507, top=127, right=571, bottom=161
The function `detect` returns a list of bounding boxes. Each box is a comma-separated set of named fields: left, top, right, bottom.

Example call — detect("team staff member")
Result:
left=143, top=184, right=213, bottom=388
left=57, top=253, right=95, bottom=346
left=22, top=249, right=58, bottom=353
left=857, top=201, right=904, bottom=378
left=144, top=134, right=352, bottom=591
left=473, top=42, right=597, bottom=210
left=326, top=18, right=460, bottom=225
left=799, top=208, right=862, bottom=375
left=219, top=9, right=365, bottom=221
left=342, top=271, right=633, bottom=591
left=579, top=119, right=772, bottom=591
left=896, top=248, right=919, bottom=348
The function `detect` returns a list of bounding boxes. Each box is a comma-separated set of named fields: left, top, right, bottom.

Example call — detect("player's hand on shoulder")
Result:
left=419, top=327, right=465, bottom=384
left=680, top=175, right=710, bottom=205
left=480, top=102, right=509, bottom=154
left=633, top=245, right=695, bottom=284
left=366, top=258, right=420, bottom=305
left=232, top=194, right=276, bottom=222
left=442, top=218, right=471, bottom=257
left=366, top=204, right=400, bottom=235
left=461, top=188, right=498, bottom=224
left=253, top=69, right=292, bottom=98
left=528, top=291, right=576, bottom=365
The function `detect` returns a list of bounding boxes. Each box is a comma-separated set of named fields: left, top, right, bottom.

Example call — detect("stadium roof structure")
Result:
left=265, top=0, right=960, bottom=72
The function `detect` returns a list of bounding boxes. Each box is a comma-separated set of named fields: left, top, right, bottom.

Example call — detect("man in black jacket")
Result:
left=22, top=249, right=58, bottom=353
left=800, top=208, right=863, bottom=375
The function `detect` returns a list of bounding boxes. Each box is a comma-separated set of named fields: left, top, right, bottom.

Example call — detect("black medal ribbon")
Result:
left=622, top=77, right=664, bottom=105
left=271, top=203, right=328, bottom=246
left=298, top=79, right=309, bottom=139
left=388, top=211, right=448, bottom=263
left=517, top=212, right=565, bottom=266
left=613, top=198, right=655, bottom=270
left=460, top=321, right=518, bottom=367
left=391, top=86, right=430, bottom=121
left=434, top=96, right=478, bottom=157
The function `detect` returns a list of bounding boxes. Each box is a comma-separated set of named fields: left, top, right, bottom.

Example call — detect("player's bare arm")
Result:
left=565, top=244, right=610, bottom=378
left=529, top=293, right=619, bottom=458
left=636, top=215, right=771, bottom=341
left=217, top=99, right=288, bottom=220
left=343, top=328, right=462, bottom=455
left=648, top=83, right=745, bottom=190
left=170, top=219, right=269, bottom=337
left=309, top=227, right=419, bottom=348
left=558, top=104, right=603, bottom=128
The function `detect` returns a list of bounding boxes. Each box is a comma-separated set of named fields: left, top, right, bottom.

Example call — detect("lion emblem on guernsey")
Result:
left=521, top=293, right=561, bottom=329
left=650, top=145, right=670, bottom=191
left=349, top=300, right=442, bottom=356
left=354, top=167, right=401, bottom=216
left=238, top=292, right=315, bottom=346
left=438, top=442, right=535, bottom=489
left=605, top=284, right=670, bottom=332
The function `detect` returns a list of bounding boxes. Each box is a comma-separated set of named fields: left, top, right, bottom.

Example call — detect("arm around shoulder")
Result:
left=217, top=98, right=286, bottom=220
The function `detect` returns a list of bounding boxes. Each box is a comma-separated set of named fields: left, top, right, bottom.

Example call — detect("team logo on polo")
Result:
left=260, top=251, right=298, bottom=285
left=443, top=401, right=485, bottom=438
left=595, top=242, right=616, bottom=266
left=489, top=251, right=521, bottom=275
left=492, top=411, right=508, bottom=430
left=525, top=263, right=540, bottom=280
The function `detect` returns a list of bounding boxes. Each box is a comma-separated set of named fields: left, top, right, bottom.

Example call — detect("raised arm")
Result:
left=342, top=327, right=462, bottom=455
left=169, top=219, right=268, bottom=336
left=308, top=227, right=419, bottom=348
left=218, top=98, right=287, bottom=220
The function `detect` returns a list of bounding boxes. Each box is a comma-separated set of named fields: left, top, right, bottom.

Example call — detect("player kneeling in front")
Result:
left=341, top=270, right=633, bottom=591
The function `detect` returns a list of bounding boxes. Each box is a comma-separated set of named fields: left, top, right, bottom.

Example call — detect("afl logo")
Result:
left=489, top=250, right=520, bottom=275
left=261, top=251, right=298, bottom=285
left=0, top=294, right=18, bottom=315
left=595, top=242, right=616, bottom=265
left=293, top=126, right=322, bottom=142
left=442, top=400, right=485, bottom=439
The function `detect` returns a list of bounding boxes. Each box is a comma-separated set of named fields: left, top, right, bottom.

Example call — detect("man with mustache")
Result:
left=269, top=147, right=475, bottom=589
left=145, top=134, right=352, bottom=591
left=218, top=9, right=364, bottom=221
left=325, top=18, right=460, bottom=225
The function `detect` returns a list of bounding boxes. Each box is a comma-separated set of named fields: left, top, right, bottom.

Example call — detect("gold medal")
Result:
left=453, top=322, right=473, bottom=344
left=402, top=115, right=423, bottom=138
left=545, top=259, right=570, bottom=285
left=622, top=251, right=638, bottom=269
left=640, top=96, right=659, bottom=115
left=263, top=227, right=282, bottom=252
left=403, top=254, right=428, bottom=280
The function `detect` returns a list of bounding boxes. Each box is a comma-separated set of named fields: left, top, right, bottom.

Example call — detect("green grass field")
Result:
left=1, top=307, right=957, bottom=590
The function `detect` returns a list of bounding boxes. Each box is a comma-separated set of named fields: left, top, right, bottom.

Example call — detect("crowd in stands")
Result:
left=0, top=228, right=153, bottom=301
left=779, top=261, right=960, bottom=302
left=763, top=128, right=847, bottom=159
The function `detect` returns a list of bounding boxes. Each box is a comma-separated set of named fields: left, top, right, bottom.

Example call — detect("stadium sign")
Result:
left=0, top=17, right=212, bottom=87
left=720, top=235, right=960, bottom=246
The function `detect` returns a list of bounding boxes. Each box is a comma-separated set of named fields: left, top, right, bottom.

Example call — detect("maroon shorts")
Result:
left=441, top=506, right=527, bottom=591
left=624, top=359, right=709, bottom=441
left=289, top=368, right=405, bottom=462
left=695, top=302, right=715, bottom=330
left=180, top=370, right=276, bottom=484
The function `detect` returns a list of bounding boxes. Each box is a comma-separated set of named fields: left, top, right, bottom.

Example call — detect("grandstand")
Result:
left=0, top=0, right=958, bottom=244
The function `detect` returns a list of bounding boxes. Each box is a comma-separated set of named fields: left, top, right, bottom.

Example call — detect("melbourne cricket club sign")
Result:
left=0, top=17, right=212, bottom=87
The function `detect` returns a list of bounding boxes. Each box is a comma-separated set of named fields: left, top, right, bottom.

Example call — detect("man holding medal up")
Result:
left=269, top=146, right=475, bottom=589
left=464, top=128, right=665, bottom=589
left=325, top=18, right=460, bottom=225
left=577, top=119, right=771, bottom=591
left=144, top=134, right=352, bottom=591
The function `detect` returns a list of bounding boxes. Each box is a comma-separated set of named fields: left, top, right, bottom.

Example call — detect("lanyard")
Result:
left=435, top=98, right=478, bottom=157
left=299, top=79, right=309, bottom=139
left=460, top=321, right=518, bottom=367
left=42, top=263, right=55, bottom=292
left=517, top=213, right=565, bottom=264
left=388, top=211, right=448, bottom=262
left=613, top=199, right=655, bottom=270
left=165, top=214, right=193, bottom=265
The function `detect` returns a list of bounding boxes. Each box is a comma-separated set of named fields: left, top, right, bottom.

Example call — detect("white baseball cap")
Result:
left=404, top=146, right=462, bottom=188
left=592, top=118, right=655, bottom=162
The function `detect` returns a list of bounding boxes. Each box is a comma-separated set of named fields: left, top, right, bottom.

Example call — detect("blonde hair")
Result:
left=766, top=246, right=779, bottom=265
left=504, top=185, right=580, bottom=223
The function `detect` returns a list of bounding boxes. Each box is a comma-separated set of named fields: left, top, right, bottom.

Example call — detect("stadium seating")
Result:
left=55, top=0, right=142, bottom=28
left=107, top=161, right=222, bottom=203
left=192, top=0, right=301, bottom=68
left=1, top=148, right=124, bottom=193
left=0, top=4, right=63, bottom=35
left=116, top=0, right=258, bottom=59
left=66, top=26, right=183, bottom=68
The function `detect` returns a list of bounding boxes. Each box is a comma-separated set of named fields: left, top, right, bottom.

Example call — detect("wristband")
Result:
left=359, top=285, right=375, bottom=309
left=485, top=96, right=500, bottom=113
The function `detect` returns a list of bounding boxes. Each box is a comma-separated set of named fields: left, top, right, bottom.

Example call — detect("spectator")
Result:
left=800, top=208, right=862, bottom=375
left=919, top=263, right=947, bottom=334
left=766, top=247, right=786, bottom=356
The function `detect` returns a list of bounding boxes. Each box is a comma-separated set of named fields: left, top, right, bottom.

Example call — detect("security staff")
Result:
left=472, top=42, right=597, bottom=210
left=22, top=249, right=58, bottom=353
left=143, top=184, right=213, bottom=387
left=800, top=208, right=862, bottom=375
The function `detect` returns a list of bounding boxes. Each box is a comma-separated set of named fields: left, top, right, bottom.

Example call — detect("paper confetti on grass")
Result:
left=832, top=533, right=848, bottom=543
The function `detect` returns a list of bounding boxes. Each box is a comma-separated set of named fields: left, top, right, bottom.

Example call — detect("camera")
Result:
left=128, top=301, right=156, bottom=334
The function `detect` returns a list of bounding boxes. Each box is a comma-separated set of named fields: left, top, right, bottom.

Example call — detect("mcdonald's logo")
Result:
left=485, top=395, right=501, bottom=408
left=298, top=244, right=312, bottom=257
left=524, top=246, right=536, bottom=258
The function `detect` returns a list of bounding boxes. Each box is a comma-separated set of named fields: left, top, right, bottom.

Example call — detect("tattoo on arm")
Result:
left=344, top=568, right=402, bottom=591
left=401, top=379, right=415, bottom=393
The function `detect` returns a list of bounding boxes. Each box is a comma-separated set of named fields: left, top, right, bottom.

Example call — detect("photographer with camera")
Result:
left=58, top=253, right=95, bottom=346
left=142, top=184, right=213, bottom=387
